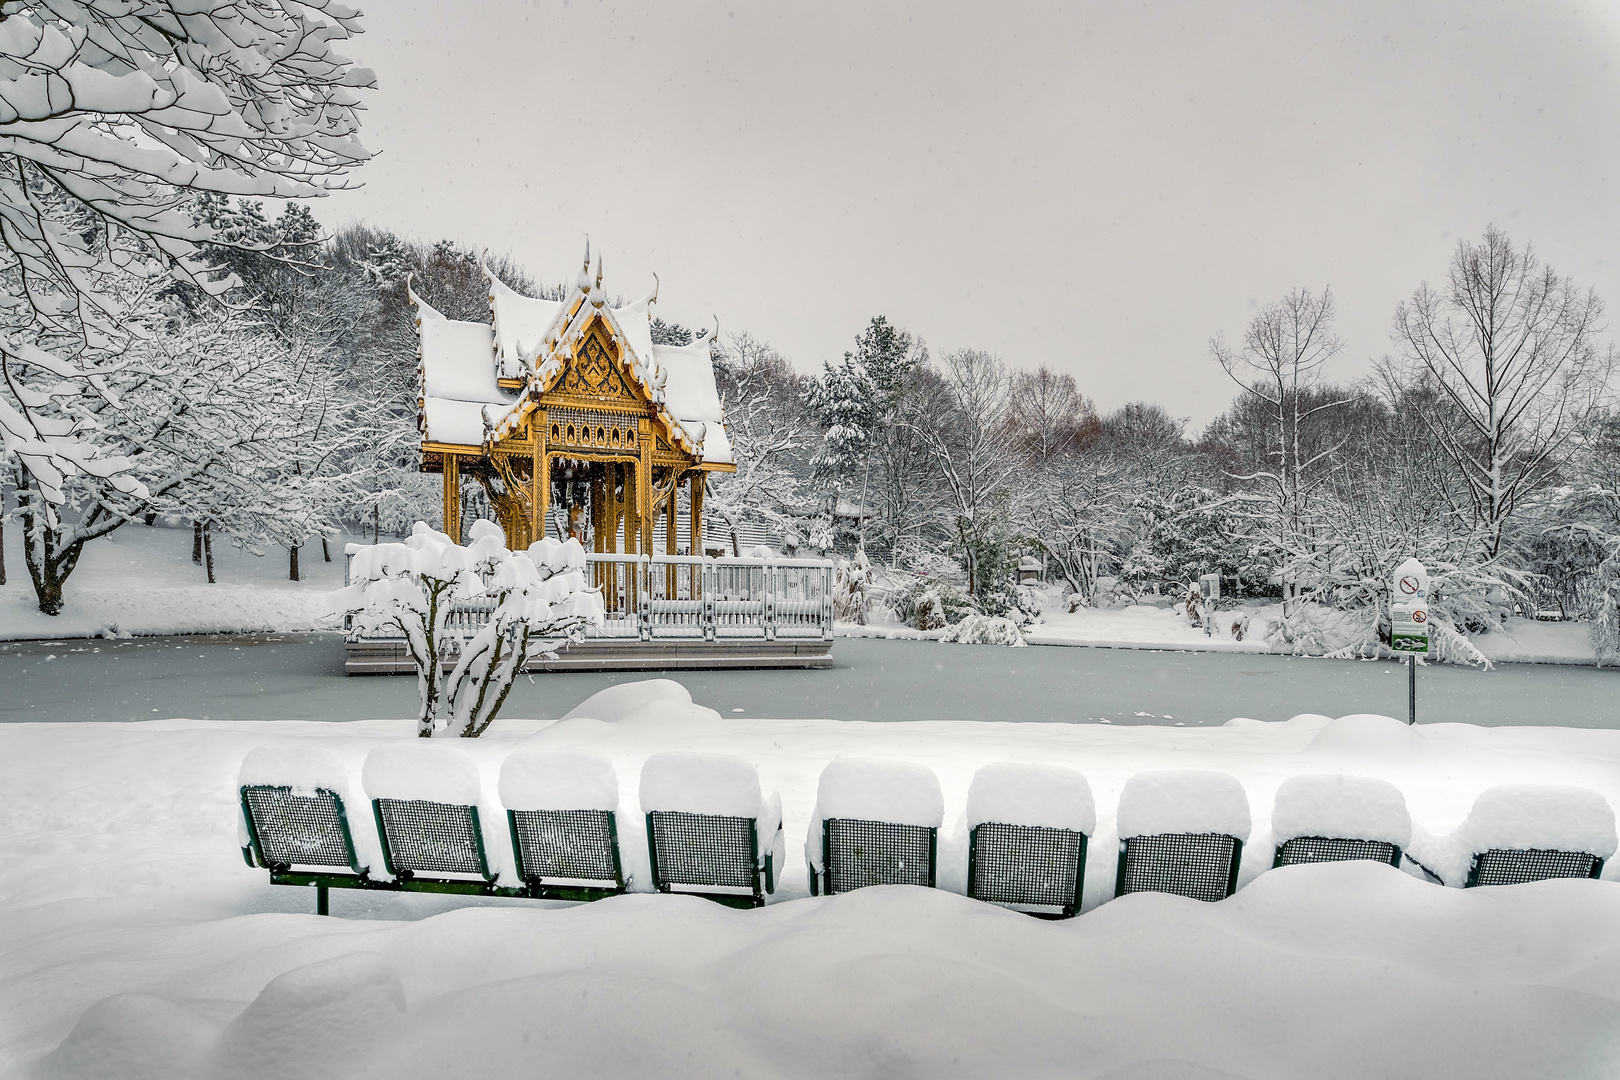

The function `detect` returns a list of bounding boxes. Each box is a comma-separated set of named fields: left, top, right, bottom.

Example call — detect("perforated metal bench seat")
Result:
left=371, top=797, right=524, bottom=896
left=240, top=784, right=374, bottom=914
left=508, top=808, right=627, bottom=901
left=1466, top=847, right=1605, bottom=887
left=646, top=809, right=775, bottom=909
left=813, top=817, right=938, bottom=896
left=1273, top=835, right=1401, bottom=869
left=968, top=821, right=1087, bottom=917
left=1116, top=832, right=1243, bottom=902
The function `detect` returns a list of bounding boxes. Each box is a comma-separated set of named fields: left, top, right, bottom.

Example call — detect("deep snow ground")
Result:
left=2, top=702, right=1618, bottom=1078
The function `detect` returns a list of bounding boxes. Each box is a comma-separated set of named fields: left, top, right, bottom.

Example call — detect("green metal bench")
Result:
left=810, top=816, right=937, bottom=896
left=1465, top=848, right=1604, bottom=887
left=1116, top=832, right=1244, bottom=902
left=510, top=807, right=627, bottom=901
left=968, top=822, right=1085, bottom=917
left=240, top=784, right=373, bottom=915
left=640, top=752, right=782, bottom=909
left=1273, top=835, right=1401, bottom=868
left=371, top=795, right=523, bottom=897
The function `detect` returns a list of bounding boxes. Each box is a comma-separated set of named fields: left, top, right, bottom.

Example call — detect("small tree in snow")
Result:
left=341, top=521, right=605, bottom=737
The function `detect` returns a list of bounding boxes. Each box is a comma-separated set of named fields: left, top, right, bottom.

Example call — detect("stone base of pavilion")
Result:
left=344, top=636, right=834, bottom=674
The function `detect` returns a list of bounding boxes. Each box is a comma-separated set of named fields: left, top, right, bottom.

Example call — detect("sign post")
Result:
left=1389, top=557, right=1430, bottom=725
left=1198, top=573, right=1221, bottom=638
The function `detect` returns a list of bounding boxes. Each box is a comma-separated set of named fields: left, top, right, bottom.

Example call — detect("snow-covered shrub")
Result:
left=339, top=519, right=605, bottom=737
left=1265, top=605, right=1340, bottom=655
left=890, top=577, right=978, bottom=630
left=939, top=614, right=1027, bottom=647
left=832, top=548, right=875, bottom=624
left=1590, top=554, right=1620, bottom=666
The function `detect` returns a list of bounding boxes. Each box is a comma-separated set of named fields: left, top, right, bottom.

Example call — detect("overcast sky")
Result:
left=317, top=1, right=1620, bottom=429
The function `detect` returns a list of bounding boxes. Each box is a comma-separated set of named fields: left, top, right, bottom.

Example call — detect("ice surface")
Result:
left=562, top=678, right=693, bottom=721
left=966, top=762, right=1095, bottom=833
left=639, top=751, right=765, bottom=819
left=1116, top=770, right=1252, bottom=841
left=807, top=758, right=945, bottom=869
left=1459, top=784, right=1617, bottom=859
left=1269, top=774, right=1411, bottom=848
left=498, top=748, right=618, bottom=812
left=238, top=745, right=349, bottom=797
left=361, top=743, right=482, bottom=806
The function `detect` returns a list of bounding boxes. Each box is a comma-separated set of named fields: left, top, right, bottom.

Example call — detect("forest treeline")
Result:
left=7, top=209, right=1619, bottom=662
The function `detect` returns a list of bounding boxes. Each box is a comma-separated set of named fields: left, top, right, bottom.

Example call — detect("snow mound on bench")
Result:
left=1270, top=774, right=1410, bottom=848
left=1116, top=770, right=1251, bottom=841
left=499, top=749, right=619, bottom=812
left=806, top=757, right=945, bottom=870
left=966, top=762, right=1095, bottom=834
left=1459, top=785, right=1617, bottom=859
left=361, top=743, right=482, bottom=806
left=563, top=679, right=692, bottom=721
left=639, top=751, right=764, bottom=819
left=238, top=746, right=349, bottom=797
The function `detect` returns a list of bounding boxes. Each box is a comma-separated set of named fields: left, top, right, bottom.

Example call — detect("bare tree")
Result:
left=915, top=349, right=1018, bottom=594
left=706, top=332, right=813, bottom=554
left=1006, top=365, right=1099, bottom=466
left=1211, top=287, right=1348, bottom=615
left=1387, top=226, right=1614, bottom=557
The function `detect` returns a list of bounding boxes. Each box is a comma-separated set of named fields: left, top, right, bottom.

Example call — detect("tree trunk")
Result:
left=1, top=514, right=6, bottom=587
left=143, top=511, right=157, bottom=526
left=289, top=542, right=300, bottom=582
left=321, top=535, right=331, bottom=562
left=193, top=521, right=203, bottom=565
left=204, top=523, right=215, bottom=584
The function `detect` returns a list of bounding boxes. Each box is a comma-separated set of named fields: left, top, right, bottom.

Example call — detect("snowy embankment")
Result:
left=0, top=524, right=350, bottom=640
left=3, top=684, right=1619, bottom=1078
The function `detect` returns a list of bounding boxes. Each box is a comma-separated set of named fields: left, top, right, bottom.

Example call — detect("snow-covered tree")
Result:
left=0, top=0, right=373, bottom=612
left=706, top=331, right=814, bottom=554
left=340, top=521, right=605, bottom=737
left=1387, top=227, right=1614, bottom=558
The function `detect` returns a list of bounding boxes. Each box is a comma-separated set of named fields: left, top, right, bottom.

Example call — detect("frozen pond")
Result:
left=1, top=634, right=1617, bottom=726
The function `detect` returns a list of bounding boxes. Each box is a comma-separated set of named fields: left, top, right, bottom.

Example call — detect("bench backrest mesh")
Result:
left=1275, top=836, right=1399, bottom=868
left=1118, top=832, right=1239, bottom=902
left=971, top=822, right=1085, bottom=909
left=825, top=817, right=935, bottom=893
left=376, top=798, right=485, bottom=877
left=242, top=786, right=355, bottom=870
left=1469, top=848, right=1600, bottom=887
left=648, top=810, right=756, bottom=890
left=512, top=808, right=619, bottom=884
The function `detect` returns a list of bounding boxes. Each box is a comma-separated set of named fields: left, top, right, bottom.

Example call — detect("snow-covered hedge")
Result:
left=966, top=763, right=1095, bottom=834
left=1116, top=770, right=1252, bottom=841
left=939, top=614, right=1026, bottom=646
left=499, top=750, right=620, bottom=813
left=1269, top=774, right=1411, bottom=849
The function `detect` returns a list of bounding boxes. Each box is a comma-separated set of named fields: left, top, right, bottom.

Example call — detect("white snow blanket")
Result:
left=5, top=693, right=1620, bottom=1077
left=1116, top=770, right=1252, bottom=841
left=498, top=749, right=619, bottom=812
left=238, top=745, right=351, bottom=798
left=965, top=762, right=1095, bottom=834
left=639, top=751, right=768, bottom=819
left=1411, top=784, right=1620, bottom=886
left=1269, top=773, right=1411, bottom=849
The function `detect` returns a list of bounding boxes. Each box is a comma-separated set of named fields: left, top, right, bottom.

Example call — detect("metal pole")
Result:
left=317, top=883, right=329, bottom=916
left=1407, top=654, right=1416, bottom=726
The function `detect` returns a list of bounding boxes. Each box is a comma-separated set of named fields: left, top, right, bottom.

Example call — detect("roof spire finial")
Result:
left=576, top=238, right=593, bottom=293
left=591, top=253, right=606, bottom=307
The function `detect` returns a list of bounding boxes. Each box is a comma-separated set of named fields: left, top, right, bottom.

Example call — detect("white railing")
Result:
left=346, top=551, right=835, bottom=644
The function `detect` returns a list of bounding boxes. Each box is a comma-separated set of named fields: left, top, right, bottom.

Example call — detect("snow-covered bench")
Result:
left=640, top=752, right=784, bottom=909
left=1114, top=770, right=1250, bottom=903
left=500, top=749, right=628, bottom=901
left=1270, top=774, right=1409, bottom=870
left=1454, top=785, right=1616, bottom=888
left=238, top=747, right=371, bottom=915
left=806, top=758, right=943, bottom=896
left=965, top=763, right=1094, bottom=918
left=363, top=744, right=510, bottom=895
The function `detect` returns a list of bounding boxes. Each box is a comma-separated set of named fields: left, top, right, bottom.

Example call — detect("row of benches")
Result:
left=238, top=749, right=1610, bottom=918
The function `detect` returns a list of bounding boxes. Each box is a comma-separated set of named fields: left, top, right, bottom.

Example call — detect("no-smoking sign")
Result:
left=1399, top=575, right=1421, bottom=595
left=1411, top=610, right=1426, bottom=623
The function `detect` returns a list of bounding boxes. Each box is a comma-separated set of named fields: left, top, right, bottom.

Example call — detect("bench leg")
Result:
left=317, top=884, right=329, bottom=916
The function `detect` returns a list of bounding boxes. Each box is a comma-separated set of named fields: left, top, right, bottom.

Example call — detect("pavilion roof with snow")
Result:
left=411, top=246, right=733, bottom=554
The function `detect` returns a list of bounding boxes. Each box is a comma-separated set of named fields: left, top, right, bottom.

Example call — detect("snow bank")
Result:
left=966, top=762, right=1095, bottom=834
left=638, top=751, right=764, bottom=819
left=1458, top=785, right=1617, bottom=859
left=1269, top=774, right=1411, bottom=849
left=1116, top=770, right=1251, bottom=841
left=238, top=746, right=349, bottom=797
left=562, top=679, right=692, bottom=721
left=498, top=749, right=618, bottom=812
left=361, top=744, right=482, bottom=806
